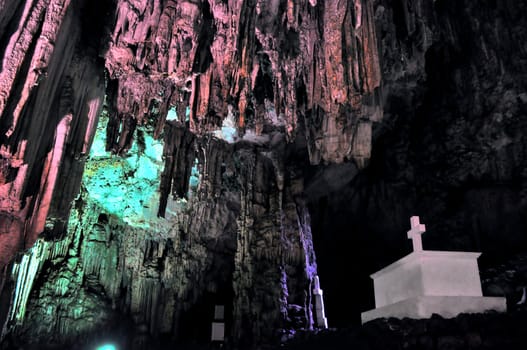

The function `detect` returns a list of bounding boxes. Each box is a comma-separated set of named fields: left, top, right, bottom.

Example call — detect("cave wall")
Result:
left=3, top=121, right=319, bottom=349
left=309, top=0, right=527, bottom=326
left=0, top=1, right=386, bottom=346
left=0, top=0, right=111, bottom=287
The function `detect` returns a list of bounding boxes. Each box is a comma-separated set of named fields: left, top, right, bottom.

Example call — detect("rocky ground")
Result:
left=284, top=310, right=527, bottom=350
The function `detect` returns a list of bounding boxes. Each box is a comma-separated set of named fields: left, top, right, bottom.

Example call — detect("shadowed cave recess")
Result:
left=0, top=0, right=527, bottom=349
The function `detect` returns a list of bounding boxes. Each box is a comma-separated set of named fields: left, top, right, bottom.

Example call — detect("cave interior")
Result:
left=0, top=0, right=527, bottom=349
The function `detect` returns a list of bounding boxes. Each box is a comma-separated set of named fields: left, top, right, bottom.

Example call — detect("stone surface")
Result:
left=0, top=0, right=109, bottom=274
left=284, top=312, right=527, bottom=350
left=1, top=115, right=321, bottom=349
left=362, top=296, right=506, bottom=324
left=103, top=0, right=382, bottom=165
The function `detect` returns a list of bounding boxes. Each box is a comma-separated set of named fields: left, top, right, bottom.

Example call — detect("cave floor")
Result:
left=283, top=309, right=527, bottom=350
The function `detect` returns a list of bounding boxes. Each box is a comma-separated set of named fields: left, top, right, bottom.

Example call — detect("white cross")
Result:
left=407, top=216, right=426, bottom=252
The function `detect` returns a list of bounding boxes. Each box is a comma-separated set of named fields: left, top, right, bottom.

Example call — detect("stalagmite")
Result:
left=10, top=240, right=48, bottom=324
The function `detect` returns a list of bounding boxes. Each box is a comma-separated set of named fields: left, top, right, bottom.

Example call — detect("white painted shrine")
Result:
left=361, top=216, right=506, bottom=324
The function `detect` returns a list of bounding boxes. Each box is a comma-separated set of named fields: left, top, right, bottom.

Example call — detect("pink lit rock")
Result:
left=104, top=0, right=382, bottom=165
left=0, top=0, right=105, bottom=273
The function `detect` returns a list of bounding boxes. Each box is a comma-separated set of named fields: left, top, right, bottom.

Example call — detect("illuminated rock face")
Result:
left=84, top=110, right=166, bottom=227
left=0, top=0, right=109, bottom=277
left=103, top=0, right=382, bottom=165
left=0, top=0, right=383, bottom=277
left=3, top=109, right=320, bottom=348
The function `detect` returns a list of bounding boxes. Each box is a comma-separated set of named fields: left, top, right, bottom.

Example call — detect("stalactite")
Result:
left=102, top=0, right=382, bottom=166
left=0, top=0, right=106, bottom=274
left=28, top=114, right=72, bottom=245
left=158, top=123, right=195, bottom=217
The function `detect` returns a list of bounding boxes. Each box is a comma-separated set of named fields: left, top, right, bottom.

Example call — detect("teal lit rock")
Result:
left=166, top=106, right=190, bottom=122
left=213, top=109, right=237, bottom=143
left=188, top=158, right=200, bottom=196
left=83, top=112, right=166, bottom=227
left=166, top=107, right=178, bottom=121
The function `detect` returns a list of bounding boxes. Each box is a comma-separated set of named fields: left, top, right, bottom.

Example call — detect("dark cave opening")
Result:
left=307, top=176, right=414, bottom=327
left=178, top=292, right=223, bottom=344
left=79, top=0, right=116, bottom=55
left=308, top=162, right=527, bottom=329
left=192, top=0, right=216, bottom=74
left=309, top=198, right=377, bottom=327
left=175, top=277, right=235, bottom=347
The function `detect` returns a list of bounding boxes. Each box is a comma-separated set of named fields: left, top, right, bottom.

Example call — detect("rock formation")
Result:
left=0, top=0, right=526, bottom=349
left=0, top=0, right=109, bottom=287
left=309, top=0, right=527, bottom=326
